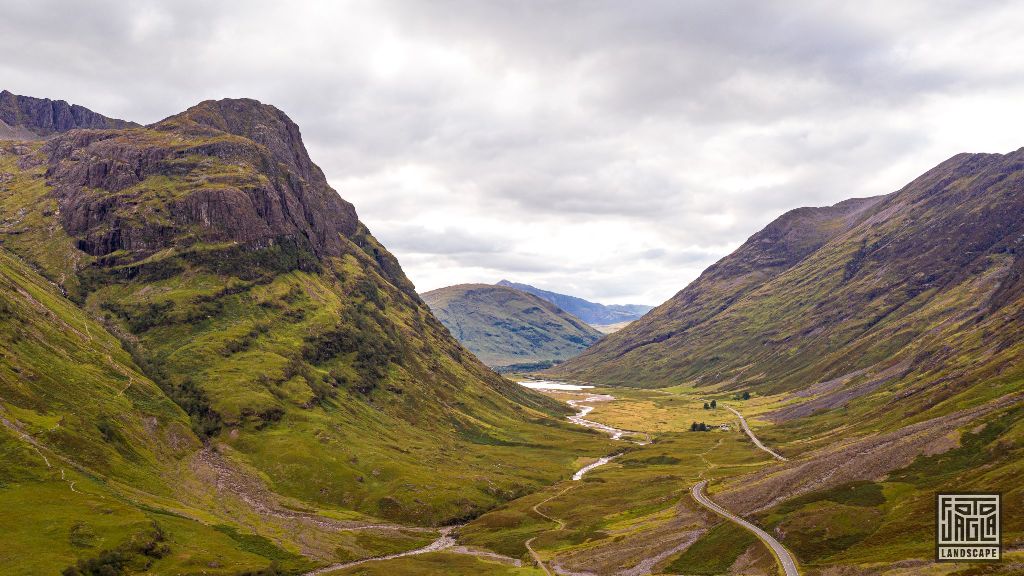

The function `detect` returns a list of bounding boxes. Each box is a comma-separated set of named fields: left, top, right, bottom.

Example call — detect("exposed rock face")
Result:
left=0, top=92, right=586, bottom=538
left=0, top=89, right=136, bottom=138
left=41, top=100, right=361, bottom=257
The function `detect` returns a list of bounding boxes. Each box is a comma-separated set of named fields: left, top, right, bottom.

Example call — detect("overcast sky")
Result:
left=4, top=0, right=1024, bottom=304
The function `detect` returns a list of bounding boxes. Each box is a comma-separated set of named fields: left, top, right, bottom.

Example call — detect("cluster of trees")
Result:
left=703, top=400, right=717, bottom=409
left=62, top=523, right=169, bottom=576
left=733, top=391, right=752, bottom=400
left=302, top=304, right=403, bottom=395
left=690, top=422, right=712, bottom=432
left=121, top=339, right=223, bottom=439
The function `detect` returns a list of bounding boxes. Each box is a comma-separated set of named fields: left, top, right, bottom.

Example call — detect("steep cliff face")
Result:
left=0, top=93, right=606, bottom=561
left=41, top=102, right=356, bottom=257
left=0, top=89, right=136, bottom=138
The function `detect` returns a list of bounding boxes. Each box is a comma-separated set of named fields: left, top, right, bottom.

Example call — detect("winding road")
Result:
left=726, top=405, right=787, bottom=461
left=691, top=480, right=799, bottom=576
left=689, top=405, right=797, bottom=575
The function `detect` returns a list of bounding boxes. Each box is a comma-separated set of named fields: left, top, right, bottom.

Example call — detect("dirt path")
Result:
left=525, top=484, right=577, bottom=575
left=303, top=526, right=458, bottom=575
left=0, top=405, right=80, bottom=494
left=691, top=480, right=799, bottom=576
left=195, top=447, right=434, bottom=533
left=726, top=405, right=787, bottom=461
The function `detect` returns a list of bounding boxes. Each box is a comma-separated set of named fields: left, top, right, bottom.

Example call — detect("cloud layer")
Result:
left=3, top=0, right=1024, bottom=304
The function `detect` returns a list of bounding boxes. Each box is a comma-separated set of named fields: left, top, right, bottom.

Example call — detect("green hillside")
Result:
left=0, top=93, right=612, bottom=574
left=422, top=284, right=603, bottom=371
left=546, top=149, right=1024, bottom=573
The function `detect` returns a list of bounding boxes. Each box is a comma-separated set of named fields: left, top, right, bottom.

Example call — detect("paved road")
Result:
left=691, top=480, right=799, bottom=576
left=726, top=406, right=788, bottom=461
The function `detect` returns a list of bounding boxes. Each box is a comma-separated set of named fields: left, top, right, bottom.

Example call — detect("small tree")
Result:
left=703, top=402, right=710, bottom=409
left=690, top=421, right=699, bottom=432
left=742, top=391, right=751, bottom=400
left=710, top=399, right=717, bottom=409
left=698, top=422, right=709, bottom=432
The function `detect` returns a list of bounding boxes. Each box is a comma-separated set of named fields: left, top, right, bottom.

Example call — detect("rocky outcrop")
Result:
left=0, top=89, right=136, bottom=138
left=42, top=100, right=364, bottom=262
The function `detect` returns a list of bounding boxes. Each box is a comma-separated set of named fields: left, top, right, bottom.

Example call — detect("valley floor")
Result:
left=340, top=381, right=1024, bottom=576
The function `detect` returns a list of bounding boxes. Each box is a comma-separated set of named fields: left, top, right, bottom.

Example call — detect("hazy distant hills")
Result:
left=423, top=283, right=604, bottom=371
left=496, top=279, right=652, bottom=327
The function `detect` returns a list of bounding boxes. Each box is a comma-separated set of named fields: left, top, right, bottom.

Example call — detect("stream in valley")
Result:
left=520, top=380, right=648, bottom=480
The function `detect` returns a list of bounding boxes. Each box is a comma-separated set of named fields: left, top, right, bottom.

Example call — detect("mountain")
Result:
left=495, top=280, right=652, bottom=327
left=0, top=91, right=610, bottom=574
left=554, top=148, right=1024, bottom=402
left=0, top=89, right=136, bottom=139
left=548, top=149, right=1024, bottom=572
left=422, top=283, right=604, bottom=371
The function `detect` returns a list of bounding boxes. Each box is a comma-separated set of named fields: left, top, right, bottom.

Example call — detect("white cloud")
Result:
left=2, top=0, right=1024, bottom=304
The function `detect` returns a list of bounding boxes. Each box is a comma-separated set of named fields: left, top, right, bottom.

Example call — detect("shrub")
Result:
left=301, top=306, right=403, bottom=394
left=100, top=300, right=174, bottom=333
left=61, top=523, right=169, bottom=576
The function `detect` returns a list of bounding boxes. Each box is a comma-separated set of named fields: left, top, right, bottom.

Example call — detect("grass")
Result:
left=0, top=123, right=615, bottom=574
left=458, top=388, right=774, bottom=574
left=320, top=551, right=546, bottom=575
left=5, top=105, right=1024, bottom=576
left=662, top=522, right=758, bottom=575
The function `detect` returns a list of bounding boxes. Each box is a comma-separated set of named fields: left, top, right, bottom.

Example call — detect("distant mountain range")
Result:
left=496, top=280, right=652, bottom=326
left=422, top=283, right=603, bottom=371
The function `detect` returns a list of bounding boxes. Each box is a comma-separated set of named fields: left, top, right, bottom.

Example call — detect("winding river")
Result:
left=520, top=380, right=648, bottom=480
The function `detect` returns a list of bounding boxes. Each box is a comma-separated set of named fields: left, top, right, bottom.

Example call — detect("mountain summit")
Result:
left=496, top=279, right=652, bottom=327
left=0, top=91, right=607, bottom=573
left=422, top=283, right=603, bottom=371
left=0, top=89, right=136, bottom=139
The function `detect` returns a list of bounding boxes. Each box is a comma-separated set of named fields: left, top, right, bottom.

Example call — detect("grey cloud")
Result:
left=2, top=0, right=1023, bottom=303
left=374, top=226, right=508, bottom=255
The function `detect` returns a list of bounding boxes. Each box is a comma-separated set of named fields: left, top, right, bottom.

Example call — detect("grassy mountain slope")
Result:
left=422, top=284, right=603, bottom=370
left=0, top=244, right=302, bottom=575
left=556, top=149, right=1024, bottom=409
left=0, top=93, right=613, bottom=573
left=496, top=280, right=652, bottom=326
left=548, top=149, right=1024, bottom=572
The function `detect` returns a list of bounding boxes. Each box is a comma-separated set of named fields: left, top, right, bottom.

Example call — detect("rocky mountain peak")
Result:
left=0, top=89, right=136, bottom=138
left=153, top=98, right=318, bottom=181
left=35, top=96, right=366, bottom=267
